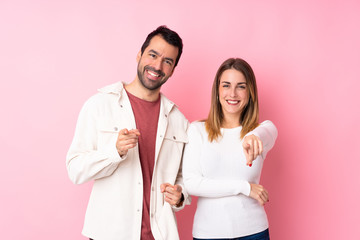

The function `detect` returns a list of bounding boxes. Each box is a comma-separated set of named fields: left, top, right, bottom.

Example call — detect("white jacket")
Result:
left=66, top=82, right=190, bottom=240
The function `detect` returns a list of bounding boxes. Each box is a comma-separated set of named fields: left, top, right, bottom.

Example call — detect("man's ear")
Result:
left=169, top=67, right=175, bottom=78
left=136, top=51, right=141, bottom=63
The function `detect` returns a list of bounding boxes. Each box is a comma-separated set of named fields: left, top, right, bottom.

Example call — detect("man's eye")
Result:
left=165, top=60, right=172, bottom=66
left=149, top=54, right=156, bottom=58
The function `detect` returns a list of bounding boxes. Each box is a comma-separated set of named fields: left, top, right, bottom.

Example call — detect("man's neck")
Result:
left=125, top=78, right=160, bottom=102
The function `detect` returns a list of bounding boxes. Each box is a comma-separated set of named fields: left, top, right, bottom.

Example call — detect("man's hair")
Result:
left=205, top=58, right=260, bottom=141
left=140, top=25, right=183, bottom=67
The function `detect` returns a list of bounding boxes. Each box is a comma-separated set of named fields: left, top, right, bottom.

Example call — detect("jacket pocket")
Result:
left=163, top=129, right=187, bottom=157
left=97, top=119, right=120, bottom=149
left=98, top=119, right=121, bottom=133
left=164, top=128, right=188, bottom=144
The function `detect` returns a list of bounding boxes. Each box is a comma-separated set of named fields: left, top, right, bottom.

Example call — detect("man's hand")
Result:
left=116, top=128, right=140, bottom=157
left=242, top=134, right=263, bottom=167
left=249, top=183, right=269, bottom=206
left=160, top=183, right=183, bottom=206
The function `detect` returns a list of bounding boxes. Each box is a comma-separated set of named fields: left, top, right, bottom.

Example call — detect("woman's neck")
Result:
left=221, top=115, right=241, bottom=129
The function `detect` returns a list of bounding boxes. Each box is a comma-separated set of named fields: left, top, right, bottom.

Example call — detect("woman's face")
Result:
left=218, top=69, right=249, bottom=119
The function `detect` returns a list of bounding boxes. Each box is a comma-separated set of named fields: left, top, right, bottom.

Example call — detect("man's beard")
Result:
left=137, top=65, right=168, bottom=91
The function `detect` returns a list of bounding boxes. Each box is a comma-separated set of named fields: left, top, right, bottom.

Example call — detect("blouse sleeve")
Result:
left=245, top=120, right=278, bottom=156
left=182, top=123, right=250, bottom=198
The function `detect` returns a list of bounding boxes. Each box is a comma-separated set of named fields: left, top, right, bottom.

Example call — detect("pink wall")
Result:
left=1, top=0, right=359, bottom=239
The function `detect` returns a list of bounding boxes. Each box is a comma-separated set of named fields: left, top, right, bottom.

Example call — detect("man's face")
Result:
left=136, top=35, right=179, bottom=91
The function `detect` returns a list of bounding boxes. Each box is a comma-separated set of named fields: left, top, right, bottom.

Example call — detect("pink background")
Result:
left=1, top=0, right=359, bottom=239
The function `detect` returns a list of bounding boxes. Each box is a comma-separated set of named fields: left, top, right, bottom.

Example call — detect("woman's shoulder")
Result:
left=189, top=120, right=206, bottom=131
left=187, top=121, right=207, bottom=138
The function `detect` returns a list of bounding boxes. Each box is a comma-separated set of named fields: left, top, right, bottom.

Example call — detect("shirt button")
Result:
left=138, top=182, right=141, bottom=185
left=160, top=135, right=163, bottom=138
left=152, top=187, right=154, bottom=191
left=137, top=209, right=140, bottom=212
left=151, top=213, right=154, bottom=218
left=114, top=127, right=118, bottom=131
left=120, top=105, right=123, bottom=108
left=173, top=136, right=176, bottom=140
left=165, top=114, right=168, bottom=117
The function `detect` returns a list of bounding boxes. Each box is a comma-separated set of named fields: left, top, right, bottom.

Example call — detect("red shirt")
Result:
left=126, top=90, right=160, bottom=240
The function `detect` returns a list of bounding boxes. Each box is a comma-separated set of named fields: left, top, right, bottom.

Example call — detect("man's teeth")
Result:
left=148, top=71, right=159, bottom=77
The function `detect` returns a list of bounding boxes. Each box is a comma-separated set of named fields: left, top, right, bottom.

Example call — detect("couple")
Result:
left=66, top=26, right=277, bottom=240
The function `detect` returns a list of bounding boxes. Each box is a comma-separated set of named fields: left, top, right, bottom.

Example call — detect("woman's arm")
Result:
left=182, top=123, right=251, bottom=198
left=243, top=120, right=278, bottom=165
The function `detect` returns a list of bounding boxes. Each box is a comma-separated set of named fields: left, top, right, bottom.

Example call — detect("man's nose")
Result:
left=153, top=58, right=163, bottom=70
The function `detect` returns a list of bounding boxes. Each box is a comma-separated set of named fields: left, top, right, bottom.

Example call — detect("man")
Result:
left=67, top=26, right=189, bottom=240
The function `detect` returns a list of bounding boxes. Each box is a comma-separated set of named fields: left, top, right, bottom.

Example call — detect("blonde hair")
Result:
left=205, top=58, right=259, bottom=141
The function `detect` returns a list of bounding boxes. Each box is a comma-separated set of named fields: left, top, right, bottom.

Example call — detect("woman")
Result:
left=183, top=58, right=278, bottom=240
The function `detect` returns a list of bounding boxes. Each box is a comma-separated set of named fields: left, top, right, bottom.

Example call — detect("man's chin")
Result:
left=142, top=81, right=161, bottom=91
left=141, top=78, right=166, bottom=91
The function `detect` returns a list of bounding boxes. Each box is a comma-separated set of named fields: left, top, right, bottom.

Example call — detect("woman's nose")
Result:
left=230, top=87, right=237, bottom=97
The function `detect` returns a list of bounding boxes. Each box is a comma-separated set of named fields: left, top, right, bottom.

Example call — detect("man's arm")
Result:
left=169, top=153, right=191, bottom=211
left=161, top=121, right=191, bottom=211
left=66, top=96, right=124, bottom=184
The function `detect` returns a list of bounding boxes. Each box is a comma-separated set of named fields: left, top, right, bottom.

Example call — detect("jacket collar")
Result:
left=98, top=82, right=176, bottom=112
left=98, top=82, right=124, bottom=95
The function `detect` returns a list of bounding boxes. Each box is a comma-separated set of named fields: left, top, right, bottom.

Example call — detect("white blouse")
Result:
left=183, top=121, right=277, bottom=238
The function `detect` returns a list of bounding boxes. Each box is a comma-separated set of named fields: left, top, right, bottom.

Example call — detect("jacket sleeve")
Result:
left=66, top=96, right=123, bottom=184
left=182, top=123, right=251, bottom=198
left=245, top=120, right=278, bottom=157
